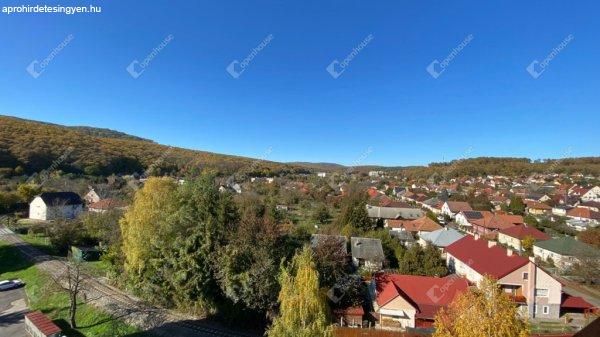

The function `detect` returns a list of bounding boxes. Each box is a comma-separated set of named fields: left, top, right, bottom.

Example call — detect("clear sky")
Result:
left=1, top=1, right=598, bottom=166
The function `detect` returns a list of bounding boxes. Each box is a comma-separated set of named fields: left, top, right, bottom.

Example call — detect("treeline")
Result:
left=394, top=156, right=600, bottom=179
left=0, top=115, right=309, bottom=177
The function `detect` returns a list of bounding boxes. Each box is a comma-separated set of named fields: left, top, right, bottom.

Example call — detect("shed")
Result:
left=71, top=246, right=100, bottom=261
left=24, top=311, right=63, bottom=337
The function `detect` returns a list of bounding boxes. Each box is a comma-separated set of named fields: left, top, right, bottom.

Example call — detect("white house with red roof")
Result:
left=370, top=274, right=469, bottom=330
left=497, top=225, right=550, bottom=251
left=444, top=235, right=563, bottom=319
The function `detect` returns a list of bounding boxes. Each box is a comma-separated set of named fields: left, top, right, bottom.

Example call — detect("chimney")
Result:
left=487, top=241, right=497, bottom=248
left=507, top=249, right=513, bottom=256
left=474, top=234, right=480, bottom=241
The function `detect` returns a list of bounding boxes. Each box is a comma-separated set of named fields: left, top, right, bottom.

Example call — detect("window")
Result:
left=523, top=272, right=529, bottom=280
left=543, top=306, right=549, bottom=315
left=535, top=288, right=549, bottom=297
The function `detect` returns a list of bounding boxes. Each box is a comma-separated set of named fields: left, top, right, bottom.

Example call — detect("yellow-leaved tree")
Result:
left=267, top=246, right=333, bottom=337
left=434, top=276, right=530, bottom=337
left=120, top=177, right=178, bottom=276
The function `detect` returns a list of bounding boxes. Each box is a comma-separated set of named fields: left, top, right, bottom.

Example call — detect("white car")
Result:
left=0, top=279, right=25, bottom=291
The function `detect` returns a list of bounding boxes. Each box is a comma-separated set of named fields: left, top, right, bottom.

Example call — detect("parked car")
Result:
left=0, top=279, right=25, bottom=291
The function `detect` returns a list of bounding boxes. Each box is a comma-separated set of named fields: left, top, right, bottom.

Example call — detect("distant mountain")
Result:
left=0, top=115, right=306, bottom=176
left=1, top=115, right=598, bottom=178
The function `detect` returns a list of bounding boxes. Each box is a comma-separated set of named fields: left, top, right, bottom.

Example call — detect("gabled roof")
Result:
left=350, top=237, right=384, bottom=262
left=444, top=236, right=530, bottom=279
left=420, top=228, right=465, bottom=247
left=38, top=192, right=82, bottom=206
left=388, top=217, right=442, bottom=233
left=445, top=201, right=473, bottom=213
left=499, top=225, right=550, bottom=241
left=25, top=311, right=62, bottom=336
left=462, top=210, right=483, bottom=220
left=375, top=274, right=469, bottom=319
left=567, top=207, right=600, bottom=220
left=534, top=237, right=599, bottom=257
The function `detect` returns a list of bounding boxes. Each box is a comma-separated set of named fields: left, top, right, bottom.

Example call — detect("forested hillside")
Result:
left=1, top=115, right=598, bottom=178
left=0, top=115, right=304, bottom=176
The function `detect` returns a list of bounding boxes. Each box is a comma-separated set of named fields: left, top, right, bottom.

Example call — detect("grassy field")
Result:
left=0, top=239, right=142, bottom=337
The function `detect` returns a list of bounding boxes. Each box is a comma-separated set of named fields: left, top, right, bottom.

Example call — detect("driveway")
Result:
left=0, top=287, right=29, bottom=337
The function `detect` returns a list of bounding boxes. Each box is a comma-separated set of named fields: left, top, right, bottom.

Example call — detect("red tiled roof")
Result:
left=446, top=201, right=473, bottom=213
left=375, top=274, right=469, bottom=319
left=25, top=311, right=62, bottom=336
left=561, top=294, right=596, bottom=310
left=526, top=201, right=552, bottom=210
left=499, top=225, right=550, bottom=241
left=444, top=236, right=530, bottom=279
left=567, top=207, right=600, bottom=220
left=387, top=217, right=442, bottom=232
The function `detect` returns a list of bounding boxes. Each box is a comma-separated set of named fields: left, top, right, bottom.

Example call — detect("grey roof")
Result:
left=419, top=228, right=464, bottom=248
left=38, top=192, right=82, bottom=206
left=310, top=234, right=348, bottom=253
left=366, top=205, right=424, bottom=220
left=350, top=237, right=384, bottom=262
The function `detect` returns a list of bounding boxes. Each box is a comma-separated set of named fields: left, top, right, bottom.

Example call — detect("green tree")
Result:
left=434, top=276, right=529, bottom=337
left=217, top=215, right=289, bottom=319
left=267, top=247, right=333, bottom=337
left=508, top=196, right=526, bottom=215
left=421, top=244, right=448, bottom=276
left=313, top=203, right=331, bottom=225
left=336, top=185, right=373, bottom=232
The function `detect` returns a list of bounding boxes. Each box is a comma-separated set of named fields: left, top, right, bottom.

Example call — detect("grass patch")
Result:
left=0, top=239, right=143, bottom=337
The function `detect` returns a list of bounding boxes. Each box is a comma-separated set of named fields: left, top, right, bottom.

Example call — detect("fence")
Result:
left=334, top=327, right=427, bottom=337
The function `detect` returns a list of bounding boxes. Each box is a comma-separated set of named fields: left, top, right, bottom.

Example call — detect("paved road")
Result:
left=0, top=225, right=260, bottom=337
left=0, top=287, right=29, bottom=337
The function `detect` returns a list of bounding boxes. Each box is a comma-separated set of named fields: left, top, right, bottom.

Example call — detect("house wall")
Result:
left=378, top=295, right=417, bottom=329
left=446, top=253, right=483, bottom=284
left=499, top=263, right=562, bottom=319
left=498, top=233, right=522, bottom=251
left=532, top=246, right=574, bottom=269
left=582, top=186, right=600, bottom=202
left=29, top=197, right=47, bottom=220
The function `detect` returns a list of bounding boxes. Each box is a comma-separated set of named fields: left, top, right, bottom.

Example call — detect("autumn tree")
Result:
left=312, top=235, right=349, bottom=288
left=267, top=246, right=333, bottom=337
left=120, top=177, right=178, bottom=277
left=434, top=276, right=529, bottom=337
left=521, top=235, right=535, bottom=255
left=578, top=228, right=600, bottom=248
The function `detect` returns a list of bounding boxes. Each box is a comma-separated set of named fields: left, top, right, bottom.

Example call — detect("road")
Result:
left=0, top=226, right=260, bottom=337
left=0, top=287, right=29, bottom=337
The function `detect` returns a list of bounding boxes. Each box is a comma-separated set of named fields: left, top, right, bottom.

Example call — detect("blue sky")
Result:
left=1, top=1, right=598, bottom=166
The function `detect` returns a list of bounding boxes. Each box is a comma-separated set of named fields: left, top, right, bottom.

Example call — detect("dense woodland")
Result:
left=2, top=115, right=600, bottom=180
